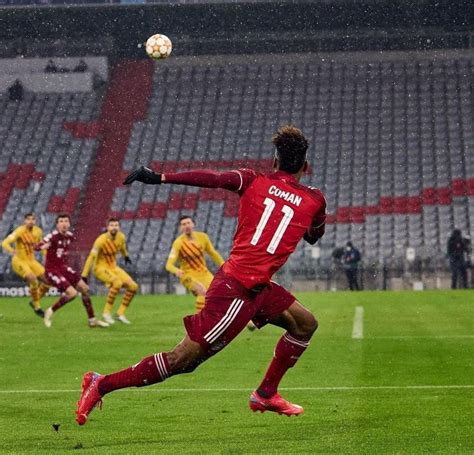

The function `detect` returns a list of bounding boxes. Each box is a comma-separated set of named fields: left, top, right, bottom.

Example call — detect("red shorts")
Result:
left=183, top=269, right=296, bottom=354
left=46, top=266, right=81, bottom=293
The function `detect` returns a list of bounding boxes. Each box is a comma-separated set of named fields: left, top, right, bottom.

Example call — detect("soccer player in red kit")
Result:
left=76, top=125, right=326, bottom=424
left=37, top=214, right=108, bottom=329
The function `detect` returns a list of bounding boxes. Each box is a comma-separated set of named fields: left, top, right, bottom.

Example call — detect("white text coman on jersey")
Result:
left=268, top=185, right=303, bottom=207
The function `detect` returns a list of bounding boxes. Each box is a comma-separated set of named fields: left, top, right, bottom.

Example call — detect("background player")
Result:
left=77, top=125, right=326, bottom=424
left=166, top=215, right=224, bottom=312
left=81, top=218, right=138, bottom=325
left=1, top=213, right=49, bottom=317
left=37, top=214, right=108, bottom=328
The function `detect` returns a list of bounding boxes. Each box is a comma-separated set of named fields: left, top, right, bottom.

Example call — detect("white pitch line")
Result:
left=0, top=385, right=473, bottom=394
left=368, top=335, right=474, bottom=340
left=352, top=305, right=364, bottom=339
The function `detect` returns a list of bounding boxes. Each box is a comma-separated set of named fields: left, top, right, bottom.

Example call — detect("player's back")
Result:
left=223, top=170, right=325, bottom=289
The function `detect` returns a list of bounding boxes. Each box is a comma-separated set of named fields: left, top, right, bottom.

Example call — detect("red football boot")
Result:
left=76, top=372, right=104, bottom=425
left=249, top=390, right=304, bottom=416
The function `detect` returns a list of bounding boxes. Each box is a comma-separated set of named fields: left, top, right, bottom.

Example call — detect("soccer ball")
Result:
left=145, top=34, right=172, bottom=60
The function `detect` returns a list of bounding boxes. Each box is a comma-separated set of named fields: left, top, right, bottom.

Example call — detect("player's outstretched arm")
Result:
left=123, top=166, right=242, bottom=191
left=123, top=167, right=162, bottom=185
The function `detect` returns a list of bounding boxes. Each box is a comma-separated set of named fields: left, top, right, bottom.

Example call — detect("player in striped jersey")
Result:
left=82, top=218, right=138, bottom=325
left=166, top=216, right=224, bottom=312
left=1, top=213, right=49, bottom=317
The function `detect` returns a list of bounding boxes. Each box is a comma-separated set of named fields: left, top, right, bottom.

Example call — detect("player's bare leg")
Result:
left=44, top=286, right=77, bottom=328
left=116, top=279, right=138, bottom=324
left=249, top=300, right=317, bottom=416
left=76, top=279, right=108, bottom=328
left=76, top=335, right=208, bottom=425
left=24, top=273, right=44, bottom=317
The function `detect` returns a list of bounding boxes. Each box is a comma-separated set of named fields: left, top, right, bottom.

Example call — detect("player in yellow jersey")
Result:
left=1, top=213, right=49, bottom=317
left=81, top=218, right=138, bottom=325
left=166, top=215, right=225, bottom=312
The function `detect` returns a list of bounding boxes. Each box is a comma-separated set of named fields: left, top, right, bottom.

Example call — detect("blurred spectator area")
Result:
left=0, top=57, right=108, bottom=93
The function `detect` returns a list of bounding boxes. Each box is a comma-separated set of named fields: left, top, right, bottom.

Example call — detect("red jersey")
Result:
left=38, top=230, right=75, bottom=271
left=222, top=169, right=326, bottom=288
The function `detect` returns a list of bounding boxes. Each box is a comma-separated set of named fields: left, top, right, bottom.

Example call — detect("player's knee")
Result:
left=67, top=288, right=78, bottom=299
left=294, top=313, right=318, bottom=339
left=194, top=285, right=206, bottom=296
left=127, top=280, right=138, bottom=292
left=111, top=278, right=123, bottom=290
left=81, top=283, right=90, bottom=294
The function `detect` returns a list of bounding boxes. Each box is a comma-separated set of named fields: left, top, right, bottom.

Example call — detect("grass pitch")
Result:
left=0, top=291, right=473, bottom=454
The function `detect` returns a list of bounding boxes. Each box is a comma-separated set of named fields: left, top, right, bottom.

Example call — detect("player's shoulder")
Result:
left=14, top=225, right=26, bottom=235
left=300, top=184, right=327, bottom=206
left=235, top=168, right=260, bottom=178
left=173, top=234, right=185, bottom=245
left=31, top=225, right=42, bottom=236
left=194, top=231, right=209, bottom=240
left=234, top=168, right=262, bottom=192
left=64, top=230, right=75, bottom=240
left=41, top=230, right=55, bottom=244
left=95, top=232, right=108, bottom=243
left=117, top=231, right=126, bottom=241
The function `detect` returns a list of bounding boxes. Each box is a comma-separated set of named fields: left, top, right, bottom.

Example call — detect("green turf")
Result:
left=0, top=291, right=473, bottom=454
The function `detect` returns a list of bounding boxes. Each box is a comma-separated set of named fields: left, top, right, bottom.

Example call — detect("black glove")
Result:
left=81, top=276, right=88, bottom=284
left=123, top=166, right=162, bottom=185
left=124, top=256, right=132, bottom=265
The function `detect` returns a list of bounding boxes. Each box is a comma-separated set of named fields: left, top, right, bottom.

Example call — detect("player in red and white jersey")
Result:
left=37, top=214, right=108, bottom=329
left=76, top=125, right=326, bottom=424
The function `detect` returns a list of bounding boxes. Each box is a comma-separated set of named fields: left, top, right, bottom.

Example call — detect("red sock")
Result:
left=51, top=294, right=75, bottom=312
left=81, top=294, right=95, bottom=319
left=99, top=353, right=170, bottom=395
left=257, top=333, right=310, bottom=398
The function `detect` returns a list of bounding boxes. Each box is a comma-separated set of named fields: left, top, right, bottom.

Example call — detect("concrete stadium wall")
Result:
left=0, top=1, right=472, bottom=58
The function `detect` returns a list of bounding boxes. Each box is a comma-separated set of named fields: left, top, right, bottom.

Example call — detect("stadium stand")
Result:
left=109, top=51, right=474, bottom=273
left=0, top=69, right=102, bottom=273
left=1, top=50, right=473, bottom=279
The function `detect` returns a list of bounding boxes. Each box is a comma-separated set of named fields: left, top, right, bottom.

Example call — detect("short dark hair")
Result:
left=272, top=124, right=308, bottom=174
left=179, top=215, right=193, bottom=224
left=108, top=217, right=120, bottom=224
left=55, top=214, right=70, bottom=224
left=24, top=213, right=35, bottom=219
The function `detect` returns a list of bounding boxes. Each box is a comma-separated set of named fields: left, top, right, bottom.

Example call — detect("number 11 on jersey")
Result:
left=250, top=197, right=294, bottom=254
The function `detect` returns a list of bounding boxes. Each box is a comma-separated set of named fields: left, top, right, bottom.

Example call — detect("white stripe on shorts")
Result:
left=204, top=298, right=244, bottom=344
